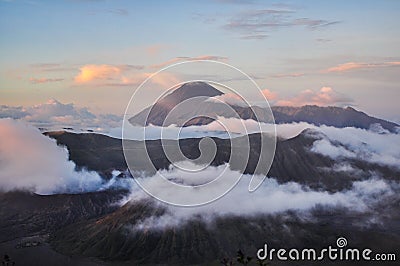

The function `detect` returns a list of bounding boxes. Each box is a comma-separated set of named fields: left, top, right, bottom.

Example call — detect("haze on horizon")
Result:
left=0, top=0, right=399, bottom=123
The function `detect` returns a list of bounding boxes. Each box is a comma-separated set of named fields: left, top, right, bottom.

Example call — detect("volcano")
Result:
left=129, top=81, right=399, bottom=132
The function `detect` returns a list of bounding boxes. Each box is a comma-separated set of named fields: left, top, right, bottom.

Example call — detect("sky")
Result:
left=0, top=0, right=399, bottom=123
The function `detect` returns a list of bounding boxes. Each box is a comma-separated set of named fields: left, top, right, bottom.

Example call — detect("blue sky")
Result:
left=1, top=0, right=399, bottom=121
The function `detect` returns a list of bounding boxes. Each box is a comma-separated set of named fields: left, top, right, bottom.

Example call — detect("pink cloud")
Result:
left=74, top=64, right=145, bottom=86
left=207, top=88, right=278, bottom=106
left=275, top=87, right=352, bottom=106
left=323, top=61, right=400, bottom=73
left=74, top=64, right=122, bottom=83
left=261, top=89, right=278, bottom=100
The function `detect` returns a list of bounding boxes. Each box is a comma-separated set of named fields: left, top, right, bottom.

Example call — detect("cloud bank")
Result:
left=122, top=123, right=400, bottom=229
left=126, top=165, right=396, bottom=230
left=0, top=119, right=136, bottom=195
left=0, top=119, right=108, bottom=194
left=1, top=117, right=398, bottom=231
left=0, top=99, right=122, bottom=131
left=309, top=125, right=400, bottom=169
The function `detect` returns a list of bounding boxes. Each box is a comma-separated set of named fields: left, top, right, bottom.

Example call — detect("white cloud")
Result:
left=0, top=99, right=122, bottom=131
left=0, top=119, right=133, bottom=194
left=309, top=126, right=400, bottom=168
left=119, top=121, right=400, bottom=229
left=0, top=119, right=104, bottom=194
left=118, top=118, right=317, bottom=141
left=126, top=165, right=396, bottom=230
left=311, top=138, right=356, bottom=159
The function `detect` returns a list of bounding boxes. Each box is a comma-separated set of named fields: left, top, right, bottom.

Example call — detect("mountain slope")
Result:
left=46, top=130, right=400, bottom=192
left=50, top=198, right=400, bottom=265
left=0, top=190, right=127, bottom=243
left=128, top=81, right=399, bottom=132
left=272, top=105, right=398, bottom=132
left=128, top=81, right=223, bottom=126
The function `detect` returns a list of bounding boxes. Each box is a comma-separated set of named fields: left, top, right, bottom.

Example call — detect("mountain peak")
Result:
left=129, top=82, right=224, bottom=126
left=164, top=81, right=223, bottom=104
left=129, top=83, right=399, bottom=132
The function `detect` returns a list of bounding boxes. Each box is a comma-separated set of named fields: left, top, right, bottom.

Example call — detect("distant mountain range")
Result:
left=129, top=81, right=399, bottom=132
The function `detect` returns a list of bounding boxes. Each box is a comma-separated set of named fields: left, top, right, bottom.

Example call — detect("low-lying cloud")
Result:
left=120, top=121, right=400, bottom=229
left=1, top=117, right=398, bottom=230
left=310, top=125, right=400, bottom=169
left=0, top=119, right=127, bottom=194
left=126, top=164, right=397, bottom=230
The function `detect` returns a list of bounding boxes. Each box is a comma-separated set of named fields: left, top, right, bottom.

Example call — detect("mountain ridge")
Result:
left=129, top=82, right=399, bottom=132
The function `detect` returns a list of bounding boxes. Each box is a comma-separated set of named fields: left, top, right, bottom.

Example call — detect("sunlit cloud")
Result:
left=275, top=87, right=353, bottom=107
left=210, top=87, right=351, bottom=107
left=207, top=88, right=277, bottom=106
left=74, top=64, right=144, bottom=84
left=75, top=64, right=122, bottom=83
left=261, top=88, right=278, bottom=100
left=73, top=63, right=179, bottom=88
left=323, top=61, right=400, bottom=73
